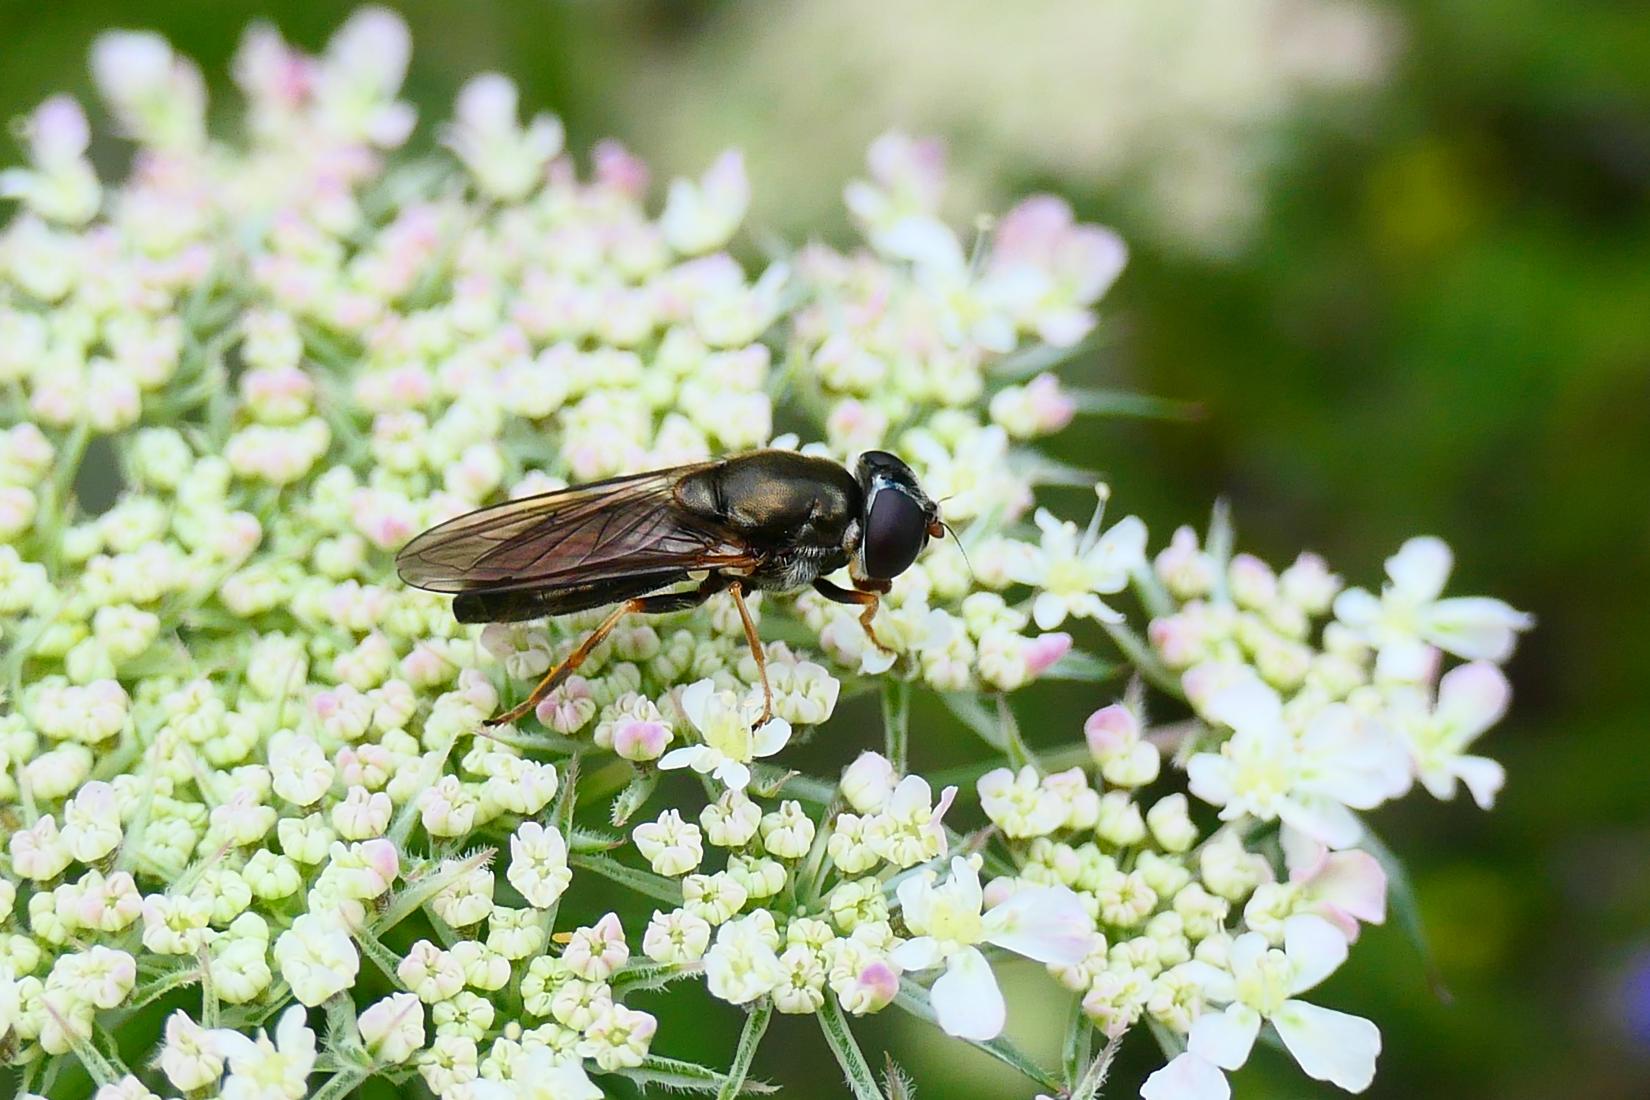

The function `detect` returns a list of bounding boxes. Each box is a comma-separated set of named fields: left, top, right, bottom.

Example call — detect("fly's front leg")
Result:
left=727, top=581, right=775, bottom=727
left=813, top=577, right=894, bottom=654
left=486, top=575, right=731, bottom=728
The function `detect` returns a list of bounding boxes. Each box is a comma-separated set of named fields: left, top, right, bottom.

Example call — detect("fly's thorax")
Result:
left=675, top=450, right=862, bottom=547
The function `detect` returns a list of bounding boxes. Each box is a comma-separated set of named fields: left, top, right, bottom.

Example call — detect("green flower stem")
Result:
left=309, top=1065, right=372, bottom=1100
left=881, top=679, right=910, bottom=773
left=1070, top=1033, right=1125, bottom=1100
left=716, top=999, right=773, bottom=1100
left=1099, top=618, right=1182, bottom=697
left=571, top=852, right=684, bottom=905
left=1061, top=990, right=1092, bottom=1087
left=892, top=978, right=1062, bottom=1093
left=817, top=996, right=886, bottom=1100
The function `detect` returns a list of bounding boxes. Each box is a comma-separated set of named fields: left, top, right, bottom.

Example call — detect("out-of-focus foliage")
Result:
left=1, top=1, right=1645, bottom=1097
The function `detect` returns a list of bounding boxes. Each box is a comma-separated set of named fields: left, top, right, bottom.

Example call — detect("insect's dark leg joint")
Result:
left=812, top=578, right=893, bottom=654
left=631, top=573, right=731, bottom=615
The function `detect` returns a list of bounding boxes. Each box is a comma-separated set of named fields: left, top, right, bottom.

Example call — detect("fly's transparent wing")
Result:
left=395, top=464, right=755, bottom=594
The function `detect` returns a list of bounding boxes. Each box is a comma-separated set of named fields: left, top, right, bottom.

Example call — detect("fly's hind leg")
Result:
left=485, top=575, right=731, bottom=728
left=812, top=577, right=894, bottom=654
left=727, top=581, right=775, bottom=727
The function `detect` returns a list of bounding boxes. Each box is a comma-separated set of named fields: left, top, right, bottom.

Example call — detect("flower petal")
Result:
left=657, top=746, right=703, bottom=772
left=1277, top=794, right=1363, bottom=850
left=1423, top=597, right=1532, bottom=662
left=752, top=716, right=791, bottom=757
left=982, top=885, right=1093, bottom=965
left=1185, top=753, right=1235, bottom=809
left=1140, top=1053, right=1231, bottom=1100
left=931, top=947, right=1005, bottom=1040
left=1032, top=591, right=1068, bottom=631
left=1186, top=1004, right=1260, bottom=1071
left=1283, top=914, right=1348, bottom=995
left=1435, top=661, right=1510, bottom=739
left=713, top=759, right=751, bottom=791
left=1385, top=537, right=1452, bottom=601
left=1273, top=999, right=1380, bottom=1092
left=1308, top=851, right=1387, bottom=927
left=889, top=935, right=942, bottom=972
left=947, top=855, right=982, bottom=912
left=1453, top=755, right=1506, bottom=810
left=1331, top=586, right=1380, bottom=630
left=679, top=679, right=715, bottom=733
left=896, top=873, right=933, bottom=928
left=1203, top=674, right=1282, bottom=735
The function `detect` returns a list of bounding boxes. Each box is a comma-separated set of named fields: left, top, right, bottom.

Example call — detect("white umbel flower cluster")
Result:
left=0, top=9, right=1526, bottom=1100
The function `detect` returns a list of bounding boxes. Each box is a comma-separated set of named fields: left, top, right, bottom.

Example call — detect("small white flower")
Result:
left=578, top=1003, right=657, bottom=1070
left=1389, top=660, right=1510, bottom=809
left=273, top=912, right=359, bottom=1006
left=359, top=992, right=425, bottom=1064
left=891, top=856, right=1092, bottom=1040
left=1008, top=505, right=1147, bottom=629
left=977, top=766, right=1068, bottom=839
left=160, top=1010, right=223, bottom=1092
left=1333, top=536, right=1532, bottom=665
left=659, top=679, right=791, bottom=791
left=1186, top=672, right=1412, bottom=848
left=563, top=912, right=629, bottom=980
left=700, top=788, right=763, bottom=847
left=643, top=907, right=712, bottom=964
left=758, top=800, right=816, bottom=860
left=398, top=940, right=465, bottom=1004
left=863, top=775, right=958, bottom=868
left=683, top=870, right=749, bottom=926
left=209, top=1004, right=317, bottom=1100
left=703, top=912, right=783, bottom=1005
left=1144, top=915, right=1380, bottom=1097
left=510, top=1048, right=604, bottom=1100
left=442, top=73, right=563, bottom=202
left=633, top=810, right=704, bottom=876
left=507, top=822, right=572, bottom=909
left=61, top=780, right=123, bottom=862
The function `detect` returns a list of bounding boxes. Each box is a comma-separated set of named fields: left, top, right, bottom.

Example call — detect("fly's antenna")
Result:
left=940, top=519, right=976, bottom=584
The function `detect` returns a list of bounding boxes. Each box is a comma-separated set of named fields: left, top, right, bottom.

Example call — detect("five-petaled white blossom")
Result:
left=659, top=679, right=791, bottom=792
left=891, top=857, right=1092, bottom=1040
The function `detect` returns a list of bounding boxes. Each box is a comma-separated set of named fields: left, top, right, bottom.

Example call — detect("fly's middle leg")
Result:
left=727, top=581, right=774, bottom=726
left=485, top=575, right=731, bottom=728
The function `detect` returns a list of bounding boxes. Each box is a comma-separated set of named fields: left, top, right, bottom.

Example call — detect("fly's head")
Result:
left=854, top=450, right=945, bottom=581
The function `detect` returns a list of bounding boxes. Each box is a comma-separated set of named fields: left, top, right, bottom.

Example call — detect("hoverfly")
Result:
left=396, top=450, right=945, bottom=727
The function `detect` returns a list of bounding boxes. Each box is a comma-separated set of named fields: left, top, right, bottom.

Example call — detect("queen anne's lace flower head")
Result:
left=0, top=9, right=1526, bottom=1100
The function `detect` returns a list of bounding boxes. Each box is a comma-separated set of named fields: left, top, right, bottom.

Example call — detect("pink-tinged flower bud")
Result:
left=1227, top=553, right=1279, bottom=610
left=593, top=138, right=649, bottom=197
left=612, top=717, right=671, bottom=762
left=982, top=876, right=1019, bottom=909
left=1084, top=703, right=1140, bottom=762
left=358, top=992, right=424, bottom=1064
left=26, top=95, right=91, bottom=167
left=356, top=837, right=401, bottom=894
left=661, top=149, right=749, bottom=255
left=1023, top=631, right=1072, bottom=679
left=536, top=676, right=596, bottom=734
left=842, top=960, right=900, bottom=1015
left=840, top=751, right=897, bottom=814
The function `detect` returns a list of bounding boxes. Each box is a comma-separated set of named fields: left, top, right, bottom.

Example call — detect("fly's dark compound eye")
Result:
left=863, top=487, right=928, bottom=579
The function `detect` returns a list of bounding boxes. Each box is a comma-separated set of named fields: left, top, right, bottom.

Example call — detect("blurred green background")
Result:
left=3, top=1, right=1647, bottom=1097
